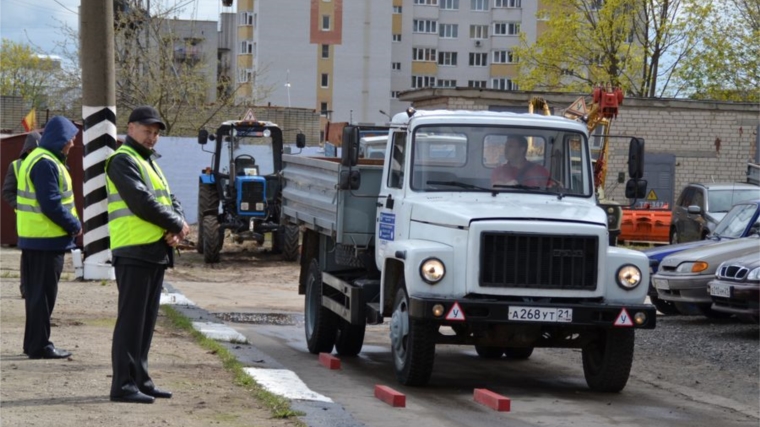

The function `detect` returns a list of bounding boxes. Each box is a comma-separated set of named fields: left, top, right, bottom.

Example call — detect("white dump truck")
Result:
left=280, top=108, right=656, bottom=392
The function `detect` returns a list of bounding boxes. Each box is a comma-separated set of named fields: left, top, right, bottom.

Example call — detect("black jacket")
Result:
left=106, top=136, right=185, bottom=266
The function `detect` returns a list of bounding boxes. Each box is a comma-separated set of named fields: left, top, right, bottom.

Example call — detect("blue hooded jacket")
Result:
left=18, top=116, right=81, bottom=251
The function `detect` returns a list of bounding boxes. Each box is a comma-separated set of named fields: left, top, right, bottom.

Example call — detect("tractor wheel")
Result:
left=202, top=215, right=223, bottom=264
left=197, top=183, right=219, bottom=254
left=277, top=224, right=301, bottom=262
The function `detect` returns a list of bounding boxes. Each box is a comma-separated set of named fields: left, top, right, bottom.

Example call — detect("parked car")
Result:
left=652, top=236, right=760, bottom=318
left=670, top=183, right=760, bottom=244
left=644, top=200, right=760, bottom=315
left=707, top=253, right=760, bottom=321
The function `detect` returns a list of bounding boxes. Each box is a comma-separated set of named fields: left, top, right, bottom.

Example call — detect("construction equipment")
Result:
left=196, top=119, right=305, bottom=263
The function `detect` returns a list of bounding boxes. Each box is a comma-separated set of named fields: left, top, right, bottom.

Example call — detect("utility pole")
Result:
left=79, top=0, right=117, bottom=280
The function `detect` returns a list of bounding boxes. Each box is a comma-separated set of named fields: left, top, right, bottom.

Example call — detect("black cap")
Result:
left=128, top=105, right=166, bottom=130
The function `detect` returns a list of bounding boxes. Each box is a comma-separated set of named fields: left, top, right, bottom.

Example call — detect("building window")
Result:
left=438, top=51, right=458, bottom=66
left=321, top=73, right=329, bottom=88
left=440, top=0, right=459, bottom=9
left=468, top=80, right=487, bottom=88
left=469, top=52, right=488, bottom=66
left=492, top=78, right=518, bottom=90
left=470, top=0, right=488, bottom=11
left=238, top=68, right=253, bottom=83
left=322, top=15, right=331, bottom=30
left=239, top=12, right=253, bottom=25
left=493, top=50, right=518, bottom=63
left=412, top=47, right=437, bottom=61
left=493, top=22, right=521, bottom=36
left=437, top=79, right=457, bottom=87
left=393, top=34, right=402, bottom=42
left=439, top=23, right=458, bottom=38
left=414, top=0, right=439, bottom=4
left=241, top=40, right=254, bottom=54
left=392, top=62, right=402, bottom=70
left=393, top=6, right=402, bottom=13
left=470, top=25, right=488, bottom=39
left=321, top=44, right=330, bottom=59
left=320, top=102, right=329, bottom=116
left=413, top=19, right=438, bottom=34
left=411, top=75, right=436, bottom=88
left=494, top=0, right=520, bottom=7
left=391, top=91, right=400, bottom=98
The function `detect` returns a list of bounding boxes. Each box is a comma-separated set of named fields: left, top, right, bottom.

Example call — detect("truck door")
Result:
left=376, top=130, right=408, bottom=263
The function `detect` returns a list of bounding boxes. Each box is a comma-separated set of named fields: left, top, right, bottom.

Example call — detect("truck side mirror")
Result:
left=296, top=133, right=306, bottom=148
left=628, top=137, right=644, bottom=179
left=341, top=125, right=360, bottom=167
left=198, top=129, right=208, bottom=145
left=625, top=178, right=647, bottom=199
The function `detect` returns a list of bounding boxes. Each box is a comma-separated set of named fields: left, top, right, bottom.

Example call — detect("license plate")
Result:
left=653, top=278, right=669, bottom=290
left=710, top=283, right=731, bottom=298
left=508, top=306, right=573, bottom=323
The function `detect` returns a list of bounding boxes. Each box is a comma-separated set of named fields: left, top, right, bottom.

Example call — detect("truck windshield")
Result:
left=409, top=125, right=592, bottom=196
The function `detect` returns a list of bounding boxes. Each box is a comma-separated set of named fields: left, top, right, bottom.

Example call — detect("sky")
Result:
left=0, top=0, right=225, bottom=60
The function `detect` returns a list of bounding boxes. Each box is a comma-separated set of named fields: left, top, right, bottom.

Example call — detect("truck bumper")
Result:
left=408, top=296, right=656, bottom=329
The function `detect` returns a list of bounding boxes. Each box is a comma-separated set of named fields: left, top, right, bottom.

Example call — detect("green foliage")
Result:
left=0, top=39, right=63, bottom=108
left=677, top=0, right=760, bottom=102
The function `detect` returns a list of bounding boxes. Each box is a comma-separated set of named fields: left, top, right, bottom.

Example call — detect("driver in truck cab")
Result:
left=490, top=135, right=550, bottom=187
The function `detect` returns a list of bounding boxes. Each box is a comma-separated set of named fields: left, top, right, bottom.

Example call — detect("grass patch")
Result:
left=161, top=305, right=304, bottom=422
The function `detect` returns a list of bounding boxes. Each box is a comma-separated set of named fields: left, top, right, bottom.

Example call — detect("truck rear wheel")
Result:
left=474, top=346, right=504, bottom=359
left=334, top=319, right=365, bottom=356
left=277, top=224, right=300, bottom=262
left=504, top=347, right=534, bottom=359
left=582, top=329, right=634, bottom=392
left=202, top=215, right=223, bottom=264
left=390, top=284, right=436, bottom=386
left=304, top=259, right=338, bottom=354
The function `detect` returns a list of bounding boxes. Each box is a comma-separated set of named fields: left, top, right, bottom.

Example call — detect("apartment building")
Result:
left=226, top=0, right=542, bottom=126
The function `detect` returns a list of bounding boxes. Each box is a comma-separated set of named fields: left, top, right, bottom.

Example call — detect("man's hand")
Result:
left=72, top=228, right=83, bottom=237
left=178, top=221, right=190, bottom=240
left=164, top=232, right=180, bottom=247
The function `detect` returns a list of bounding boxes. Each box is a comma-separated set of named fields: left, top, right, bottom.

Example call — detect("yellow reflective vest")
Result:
left=16, top=148, right=78, bottom=238
left=106, top=145, right=173, bottom=250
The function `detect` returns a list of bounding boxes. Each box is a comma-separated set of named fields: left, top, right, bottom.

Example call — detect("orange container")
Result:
left=619, top=208, right=672, bottom=244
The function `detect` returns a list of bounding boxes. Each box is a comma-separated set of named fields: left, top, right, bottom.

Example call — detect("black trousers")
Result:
left=110, top=260, right=165, bottom=397
left=22, top=250, right=65, bottom=356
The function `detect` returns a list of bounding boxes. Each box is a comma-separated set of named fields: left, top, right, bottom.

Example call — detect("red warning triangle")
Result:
left=445, top=302, right=466, bottom=321
left=614, top=308, right=634, bottom=327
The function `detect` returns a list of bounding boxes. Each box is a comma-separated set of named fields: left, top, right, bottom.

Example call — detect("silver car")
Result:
left=707, top=253, right=760, bottom=320
left=652, top=236, right=760, bottom=317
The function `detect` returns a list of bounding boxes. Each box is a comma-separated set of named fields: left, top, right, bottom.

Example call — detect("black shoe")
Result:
left=110, top=391, right=155, bottom=404
left=141, top=387, right=172, bottom=399
left=29, top=347, right=72, bottom=359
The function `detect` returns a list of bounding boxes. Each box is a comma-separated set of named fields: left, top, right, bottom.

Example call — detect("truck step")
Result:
left=366, top=302, right=383, bottom=325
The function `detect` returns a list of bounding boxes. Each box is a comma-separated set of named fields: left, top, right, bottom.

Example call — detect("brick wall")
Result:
left=400, top=88, right=760, bottom=204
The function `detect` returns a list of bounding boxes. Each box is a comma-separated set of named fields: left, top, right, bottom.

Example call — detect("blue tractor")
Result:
left=197, top=119, right=305, bottom=263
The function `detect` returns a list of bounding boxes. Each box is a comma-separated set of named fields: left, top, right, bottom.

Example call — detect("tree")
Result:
left=514, top=0, right=711, bottom=97
left=0, top=39, right=64, bottom=108
left=677, top=0, right=760, bottom=102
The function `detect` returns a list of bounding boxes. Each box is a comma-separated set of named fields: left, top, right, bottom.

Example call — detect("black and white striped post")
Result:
left=79, top=0, right=116, bottom=280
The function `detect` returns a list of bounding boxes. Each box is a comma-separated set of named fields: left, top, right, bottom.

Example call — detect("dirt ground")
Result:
left=0, top=241, right=299, bottom=427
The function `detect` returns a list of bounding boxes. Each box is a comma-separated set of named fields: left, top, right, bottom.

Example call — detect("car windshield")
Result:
left=708, top=189, right=760, bottom=213
left=712, top=203, right=759, bottom=238
left=408, top=125, right=592, bottom=196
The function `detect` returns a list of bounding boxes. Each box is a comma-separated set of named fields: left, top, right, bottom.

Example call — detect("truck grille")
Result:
left=240, top=181, right=265, bottom=211
left=480, top=232, right=598, bottom=290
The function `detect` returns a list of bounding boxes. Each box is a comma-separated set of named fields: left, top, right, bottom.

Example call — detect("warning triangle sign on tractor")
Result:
left=614, top=308, right=634, bottom=327
left=242, top=108, right=256, bottom=121
left=445, top=302, right=466, bottom=321
left=565, top=96, right=587, bottom=118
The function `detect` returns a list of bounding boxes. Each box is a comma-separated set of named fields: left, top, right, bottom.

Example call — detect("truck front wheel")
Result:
left=390, top=284, right=436, bottom=386
left=474, top=346, right=504, bottom=359
left=582, top=329, right=634, bottom=392
left=304, top=259, right=338, bottom=354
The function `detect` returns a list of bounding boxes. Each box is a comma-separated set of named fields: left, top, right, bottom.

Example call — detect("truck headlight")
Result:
left=616, top=264, right=642, bottom=290
left=420, top=258, right=445, bottom=284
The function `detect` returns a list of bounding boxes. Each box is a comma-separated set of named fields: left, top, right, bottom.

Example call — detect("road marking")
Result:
left=244, top=368, right=333, bottom=402
left=191, top=321, right=248, bottom=343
